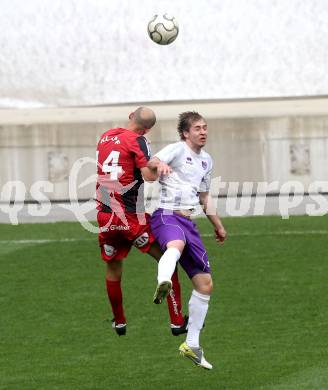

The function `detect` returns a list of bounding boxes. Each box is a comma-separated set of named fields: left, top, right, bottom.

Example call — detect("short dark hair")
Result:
left=133, top=107, right=156, bottom=130
left=177, top=111, right=204, bottom=140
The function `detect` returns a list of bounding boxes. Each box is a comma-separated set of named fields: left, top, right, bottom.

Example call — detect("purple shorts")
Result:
left=150, top=208, right=211, bottom=279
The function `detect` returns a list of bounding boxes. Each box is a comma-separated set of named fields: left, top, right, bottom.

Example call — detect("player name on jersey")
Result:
left=100, top=135, right=121, bottom=144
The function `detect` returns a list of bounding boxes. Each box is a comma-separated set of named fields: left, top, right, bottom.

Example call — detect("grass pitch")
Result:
left=0, top=216, right=327, bottom=390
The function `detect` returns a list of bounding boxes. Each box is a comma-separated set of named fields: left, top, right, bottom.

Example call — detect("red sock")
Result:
left=106, top=279, right=126, bottom=324
left=166, top=269, right=184, bottom=326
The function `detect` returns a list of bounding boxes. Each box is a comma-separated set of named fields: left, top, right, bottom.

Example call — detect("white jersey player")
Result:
left=148, top=111, right=227, bottom=370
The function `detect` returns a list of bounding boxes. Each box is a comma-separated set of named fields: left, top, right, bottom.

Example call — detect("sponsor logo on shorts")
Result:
left=133, top=232, right=149, bottom=248
left=99, top=225, right=130, bottom=232
left=104, top=244, right=117, bottom=257
left=110, top=225, right=130, bottom=230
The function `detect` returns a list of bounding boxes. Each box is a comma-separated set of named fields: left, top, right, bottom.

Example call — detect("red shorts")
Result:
left=97, top=211, right=155, bottom=262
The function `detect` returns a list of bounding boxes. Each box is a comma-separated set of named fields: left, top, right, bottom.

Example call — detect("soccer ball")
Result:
left=147, top=14, right=179, bottom=45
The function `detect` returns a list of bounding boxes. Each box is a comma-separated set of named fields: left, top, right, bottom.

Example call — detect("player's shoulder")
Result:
left=200, top=148, right=212, bottom=160
left=123, top=130, right=147, bottom=145
left=174, top=141, right=184, bottom=147
left=200, top=149, right=213, bottom=169
left=100, top=127, right=123, bottom=136
left=157, top=141, right=183, bottom=154
left=135, top=134, right=147, bottom=143
left=170, top=141, right=185, bottom=151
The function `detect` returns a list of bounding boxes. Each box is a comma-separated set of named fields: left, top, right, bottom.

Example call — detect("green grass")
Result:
left=0, top=216, right=327, bottom=390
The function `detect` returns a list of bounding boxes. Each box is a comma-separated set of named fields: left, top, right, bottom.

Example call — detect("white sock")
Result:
left=157, top=247, right=181, bottom=284
left=186, top=290, right=210, bottom=348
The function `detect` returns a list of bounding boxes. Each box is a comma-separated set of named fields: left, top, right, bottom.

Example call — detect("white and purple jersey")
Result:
left=155, top=141, right=213, bottom=210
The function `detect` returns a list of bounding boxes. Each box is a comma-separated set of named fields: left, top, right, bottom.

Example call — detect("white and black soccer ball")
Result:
left=147, top=14, right=179, bottom=45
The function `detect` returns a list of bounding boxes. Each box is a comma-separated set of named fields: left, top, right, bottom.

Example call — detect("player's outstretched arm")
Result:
left=147, top=157, right=172, bottom=176
left=199, top=191, right=227, bottom=244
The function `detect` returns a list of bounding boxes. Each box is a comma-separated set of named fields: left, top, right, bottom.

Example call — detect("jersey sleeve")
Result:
left=199, top=159, right=213, bottom=192
left=154, top=142, right=181, bottom=164
left=131, top=136, right=151, bottom=168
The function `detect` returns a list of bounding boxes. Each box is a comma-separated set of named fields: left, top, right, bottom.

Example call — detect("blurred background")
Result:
left=1, top=0, right=328, bottom=221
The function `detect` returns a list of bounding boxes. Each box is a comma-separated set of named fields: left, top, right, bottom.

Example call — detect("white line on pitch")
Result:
left=1, top=230, right=327, bottom=245
left=0, top=238, right=91, bottom=244
left=201, top=230, right=328, bottom=237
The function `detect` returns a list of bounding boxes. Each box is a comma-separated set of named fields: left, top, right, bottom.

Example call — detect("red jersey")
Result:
left=96, top=128, right=150, bottom=213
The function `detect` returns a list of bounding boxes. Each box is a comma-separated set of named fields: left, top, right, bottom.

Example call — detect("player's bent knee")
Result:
left=167, top=240, right=185, bottom=254
left=192, top=273, right=213, bottom=295
left=198, top=282, right=213, bottom=295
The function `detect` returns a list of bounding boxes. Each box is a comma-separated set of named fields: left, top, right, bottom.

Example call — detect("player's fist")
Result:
left=157, top=161, right=172, bottom=176
left=215, top=226, right=227, bottom=244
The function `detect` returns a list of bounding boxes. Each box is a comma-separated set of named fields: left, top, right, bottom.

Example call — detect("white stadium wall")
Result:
left=1, top=98, right=328, bottom=204
left=0, top=0, right=328, bottom=107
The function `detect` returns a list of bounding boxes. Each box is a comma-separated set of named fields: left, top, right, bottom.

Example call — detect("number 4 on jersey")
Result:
left=97, top=150, right=123, bottom=180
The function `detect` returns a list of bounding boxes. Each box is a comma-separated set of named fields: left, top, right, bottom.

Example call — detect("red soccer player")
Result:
left=96, top=106, right=187, bottom=336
